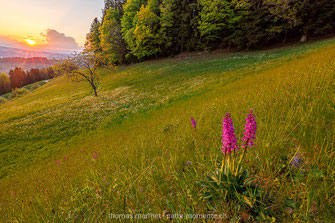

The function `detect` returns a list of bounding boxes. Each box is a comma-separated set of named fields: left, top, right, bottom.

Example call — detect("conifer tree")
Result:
left=175, top=0, right=201, bottom=52
left=159, top=0, right=179, bottom=55
left=85, top=18, right=102, bottom=53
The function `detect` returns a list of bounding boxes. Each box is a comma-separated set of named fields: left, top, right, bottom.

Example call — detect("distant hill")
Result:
left=0, top=57, right=52, bottom=63
left=0, top=56, right=54, bottom=73
left=0, top=45, right=70, bottom=73
left=0, top=46, right=69, bottom=60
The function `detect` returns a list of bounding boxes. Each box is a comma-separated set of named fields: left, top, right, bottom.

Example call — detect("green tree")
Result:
left=198, top=0, right=245, bottom=48
left=293, top=0, right=335, bottom=42
left=228, top=0, right=272, bottom=49
left=85, top=18, right=102, bottom=53
left=175, top=0, right=202, bottom=52
left=102, top=0, right=126, bottom=19
left=264, top=0, right=300, bottom=43
left=132, top=0, right=161, bottom=59
left=100, top=8, right=128, bottom=63
left=0, top=72, right=11, bottom=95
left=121, top=0, right=147, bottom=60
left=159, top=0, right=179, bottom=55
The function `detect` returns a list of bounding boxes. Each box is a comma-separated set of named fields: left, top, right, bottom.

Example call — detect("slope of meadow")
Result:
left=0, top=39, right=334, bottom=221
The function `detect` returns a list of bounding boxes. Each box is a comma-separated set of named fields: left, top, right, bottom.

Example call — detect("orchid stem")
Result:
left=236, top=147, right=246, bottom=175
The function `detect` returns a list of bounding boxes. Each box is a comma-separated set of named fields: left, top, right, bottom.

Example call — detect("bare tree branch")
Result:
left=52, top=52, right=113, bottom=96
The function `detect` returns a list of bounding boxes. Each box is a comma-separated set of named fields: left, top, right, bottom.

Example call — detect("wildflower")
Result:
left=242, top=110, right=257, bottom=149
left=187, top=161, right=192, bottom=166
left=64, top=157, right=67, bottom=161
left=93, top=152, right=98, bottom=159
left=57, top=160, right=60, bottom=165
left=191, top=117, right=196, bottom=129
left=222, top=113, right=239, bottom=153
left=290, top=156, right=303, bottom=168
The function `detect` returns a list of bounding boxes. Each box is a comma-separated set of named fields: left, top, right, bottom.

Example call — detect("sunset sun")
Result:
left=25, top=39, right=36, bottom=45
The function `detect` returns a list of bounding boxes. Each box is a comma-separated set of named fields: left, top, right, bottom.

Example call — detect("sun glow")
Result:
left=26, top=39, right=36, bottom=45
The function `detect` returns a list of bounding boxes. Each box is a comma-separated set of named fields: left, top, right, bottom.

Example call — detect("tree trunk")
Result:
left=90, top=81, right=98, bottom=96
left=300, top=33, right=307, bottom=42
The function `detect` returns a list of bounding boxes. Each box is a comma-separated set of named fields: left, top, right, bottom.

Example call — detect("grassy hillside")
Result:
left=0, top=39, right=334, bottom=221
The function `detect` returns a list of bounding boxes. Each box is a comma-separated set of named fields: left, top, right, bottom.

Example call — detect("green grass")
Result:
left=0, top=38, right=334, bottom=222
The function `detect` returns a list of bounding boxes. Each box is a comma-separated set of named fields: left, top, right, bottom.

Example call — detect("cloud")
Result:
left=0, top=29, right=82, bottom=54
left=41, top=29, right=81, bottom=51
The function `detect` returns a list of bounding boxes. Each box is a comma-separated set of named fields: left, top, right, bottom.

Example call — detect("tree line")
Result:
left=0, top=67, right=54, bottom=95
left=37, top=0, right=335, bottom=98
left=84, top=0, right=335, bottom=64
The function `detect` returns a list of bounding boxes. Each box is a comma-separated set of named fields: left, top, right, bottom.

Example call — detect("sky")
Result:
left=0, top=0, right=104, bottom=53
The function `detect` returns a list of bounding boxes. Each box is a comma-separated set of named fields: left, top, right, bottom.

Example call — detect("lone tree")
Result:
left=53, top=52, right=110, bottom=96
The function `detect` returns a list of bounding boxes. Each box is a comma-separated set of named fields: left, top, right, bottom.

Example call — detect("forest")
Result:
left=0, top=67, right=54, bottom=95
left=85, top=0, right=335, bottom=64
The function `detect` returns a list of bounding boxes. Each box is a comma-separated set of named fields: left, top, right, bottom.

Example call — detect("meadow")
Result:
left=0, top=39, right=334, bottom=222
